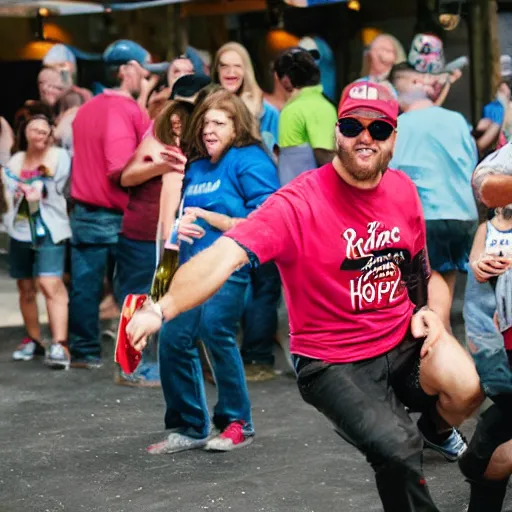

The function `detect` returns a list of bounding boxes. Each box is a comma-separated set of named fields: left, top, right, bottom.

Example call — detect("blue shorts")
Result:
left=8, top=235, right=66, bottom=279
left=426, top=219, right=477, bottom=273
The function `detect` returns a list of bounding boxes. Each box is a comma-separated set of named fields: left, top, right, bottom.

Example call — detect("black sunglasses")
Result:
left=337, top=117, right=395, bottom=141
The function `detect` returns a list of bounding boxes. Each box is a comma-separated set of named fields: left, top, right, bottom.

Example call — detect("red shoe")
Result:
left=204, top=421, right=254, bottom=452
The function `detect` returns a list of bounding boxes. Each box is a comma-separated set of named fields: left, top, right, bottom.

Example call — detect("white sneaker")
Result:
left=147, top=432, right=209, bottom=455
left=12, top=338, right=45, bottom=361
left=45, top=343, right=71, bottom=370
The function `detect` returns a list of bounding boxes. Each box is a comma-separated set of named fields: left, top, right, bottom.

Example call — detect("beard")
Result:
left=337, top=145, right=392, bottom=183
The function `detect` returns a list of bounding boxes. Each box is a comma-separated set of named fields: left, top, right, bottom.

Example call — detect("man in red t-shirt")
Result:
left=126, top=81, right=483, bottom=511
left=67, top=40, right=157, bottom=369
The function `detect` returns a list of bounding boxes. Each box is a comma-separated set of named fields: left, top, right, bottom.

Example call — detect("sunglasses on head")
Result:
left=337, top=117, right=395, bottom=141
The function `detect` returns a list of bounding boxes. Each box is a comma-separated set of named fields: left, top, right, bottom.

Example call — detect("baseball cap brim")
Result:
left=143, top=62, right=170, bottom=74
left=341, top=108, right=396, bottom=126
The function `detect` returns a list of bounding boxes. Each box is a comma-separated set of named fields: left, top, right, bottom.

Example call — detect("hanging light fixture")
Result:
left=435, top=0, right=463, bottom=31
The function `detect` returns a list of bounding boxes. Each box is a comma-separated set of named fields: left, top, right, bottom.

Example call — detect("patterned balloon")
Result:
left=408, top=33, right=445, bottom=74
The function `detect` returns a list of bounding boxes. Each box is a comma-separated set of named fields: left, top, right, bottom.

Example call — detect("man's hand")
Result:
left=140, top=73, right=159, bottom=99
left=411, top=308, right=446, bottom=358
left=126, top=306, right=162, bottom=352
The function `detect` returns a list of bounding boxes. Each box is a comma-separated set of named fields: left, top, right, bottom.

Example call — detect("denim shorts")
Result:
left=464, top=268, right=512, bottom=397
left=426, top=219, right=477, bottom=273
left=8, top=235, right=66, bottom=279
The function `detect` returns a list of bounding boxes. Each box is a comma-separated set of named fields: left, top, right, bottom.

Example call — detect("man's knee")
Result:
left=440, top=370, right=483, bottom=417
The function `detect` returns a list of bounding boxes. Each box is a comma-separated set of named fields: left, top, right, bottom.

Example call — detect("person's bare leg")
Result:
left=420, top=331, right=484, bottom=427
left=484, top=439, right=512, bottom=480
left=428, top=270, right=457, bottom=333
left=17, top=278, right=41, bottom=341
left=38, top=276, right=68, bottom=342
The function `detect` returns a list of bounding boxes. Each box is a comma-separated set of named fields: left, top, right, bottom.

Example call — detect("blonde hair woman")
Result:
left=213, top=43, right=282, bottom=382
left=360, top=33, right=406, bottom=81
left=212, top=42, right=279, bottom=153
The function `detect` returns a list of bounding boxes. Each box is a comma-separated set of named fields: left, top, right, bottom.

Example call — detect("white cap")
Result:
left=43, top=44, right=76, bottom=66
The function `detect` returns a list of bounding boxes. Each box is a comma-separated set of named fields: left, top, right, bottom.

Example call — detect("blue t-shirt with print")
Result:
left=390, top=106, right=478, bottom=221
left=181, top=144, right=279, bottom=265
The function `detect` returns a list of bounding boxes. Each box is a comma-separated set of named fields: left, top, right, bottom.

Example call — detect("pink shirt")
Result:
left=226, top=164, right=427, bottom=363
left=71, top=91, right=150, bottom=212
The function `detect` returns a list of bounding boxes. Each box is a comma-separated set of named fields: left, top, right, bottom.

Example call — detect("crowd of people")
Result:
left=1, top=30, right=512, bottom=511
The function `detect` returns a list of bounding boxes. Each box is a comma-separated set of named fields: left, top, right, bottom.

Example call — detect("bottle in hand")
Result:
left=150, top=221, right=180, bottom=302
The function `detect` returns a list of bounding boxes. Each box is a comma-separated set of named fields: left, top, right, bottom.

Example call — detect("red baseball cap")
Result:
left=338, top=81, right=399, bottom=128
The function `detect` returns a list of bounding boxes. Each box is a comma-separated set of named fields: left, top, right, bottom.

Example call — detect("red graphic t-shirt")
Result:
left=226, top=163, right=428, bottom=363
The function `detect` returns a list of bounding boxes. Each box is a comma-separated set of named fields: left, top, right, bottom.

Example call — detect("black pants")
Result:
left=459, top=404, right=512, bottom=512
left=295, top=332, right=439, bottom=512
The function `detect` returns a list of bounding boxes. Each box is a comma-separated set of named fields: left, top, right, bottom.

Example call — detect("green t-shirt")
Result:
left=278, top=85, right=337, bottom=150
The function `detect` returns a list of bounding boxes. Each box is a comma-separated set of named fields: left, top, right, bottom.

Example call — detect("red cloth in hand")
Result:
left=115, top=294, right=146, bottom=374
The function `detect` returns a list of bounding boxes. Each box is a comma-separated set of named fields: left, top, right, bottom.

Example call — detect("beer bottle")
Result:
left=150, top=220, right=180, bottom=302
left=15, top=195, right=37, bottom=245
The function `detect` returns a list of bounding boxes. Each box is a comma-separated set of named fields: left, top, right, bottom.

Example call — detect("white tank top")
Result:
left=485, top=221, right=512, bottom=257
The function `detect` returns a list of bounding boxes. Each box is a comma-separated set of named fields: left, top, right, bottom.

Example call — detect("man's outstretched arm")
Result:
left=126, top=237, right=249, bottom=349
left=159, top=237, right=249, bottom=320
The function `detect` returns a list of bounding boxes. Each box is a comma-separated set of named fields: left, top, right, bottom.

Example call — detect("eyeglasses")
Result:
left=337, top=117, right=395, bottom=141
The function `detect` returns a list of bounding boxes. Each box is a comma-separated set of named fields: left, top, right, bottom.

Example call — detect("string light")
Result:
left=38, top=7, right=49, bottom=16
left=347, top=0, right=360, bottom=11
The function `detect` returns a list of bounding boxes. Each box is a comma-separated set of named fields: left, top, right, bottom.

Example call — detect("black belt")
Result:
left=72, top=200, right=122, bottom=215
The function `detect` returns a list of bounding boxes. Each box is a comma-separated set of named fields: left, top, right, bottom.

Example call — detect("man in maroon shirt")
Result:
left=68, top=40, right=157, bottom=368
left=126, top=81, right=483, bottom=511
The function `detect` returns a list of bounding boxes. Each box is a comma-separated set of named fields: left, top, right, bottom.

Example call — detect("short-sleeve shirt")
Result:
left=71, top=91, right=150, bottom=212
left=259, top=100, right=280, bottom=153
left=483, top=99, right=505, bottom=126
left=226, top=164, right=427, bottom=363
left=277, top=85, right=337, bottom=186
left=181, top=145, right=279, bottom=265
left=390, top=106, right=478, bottom=221
left=278, top=85, right=337, bottom=150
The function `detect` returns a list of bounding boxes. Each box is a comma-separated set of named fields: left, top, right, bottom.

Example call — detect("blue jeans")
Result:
left=463, top=268, right=512, bottom=397
left=68, top=204, right=122, bottom=360
left=159, top=276, right=253, bottom=439
left=241, top=262, right=281, bottom=366
left=116, top=235, right=159, bottom=379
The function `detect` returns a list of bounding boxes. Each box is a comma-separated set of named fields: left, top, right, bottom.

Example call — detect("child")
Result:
left=470, top=205, right=512, bottom=360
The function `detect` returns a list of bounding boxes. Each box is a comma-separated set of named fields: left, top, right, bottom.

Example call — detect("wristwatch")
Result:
left=147, top=300, right=164, bottom=322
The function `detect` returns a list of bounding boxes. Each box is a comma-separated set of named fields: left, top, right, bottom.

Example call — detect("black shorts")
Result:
left=294, top=330, right=437, bottom=468
left=426, top=219, right=477, bottom=273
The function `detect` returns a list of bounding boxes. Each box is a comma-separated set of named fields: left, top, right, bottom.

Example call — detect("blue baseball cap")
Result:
left=103, top=40, right=169, bottom=73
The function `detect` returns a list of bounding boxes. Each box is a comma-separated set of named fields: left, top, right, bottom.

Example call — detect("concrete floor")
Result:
left=0, top=261, right=511, bottom=512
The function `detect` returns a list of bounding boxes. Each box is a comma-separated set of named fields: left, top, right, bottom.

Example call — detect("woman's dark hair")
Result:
left=153, top=100, right=194, bottom=147
left=185, top=88, right=261, bottom=162
left=13, top=100, right=54, bottom=136
left=14, top=114, right=53, bottom=153
left=274, top=48, right=320, bottom=89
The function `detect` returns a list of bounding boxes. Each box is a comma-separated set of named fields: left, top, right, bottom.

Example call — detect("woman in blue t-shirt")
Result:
left=150, top=89, right=279, bottom=455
